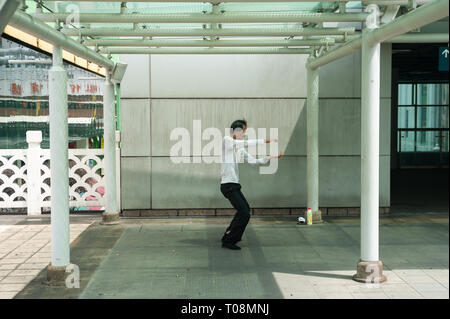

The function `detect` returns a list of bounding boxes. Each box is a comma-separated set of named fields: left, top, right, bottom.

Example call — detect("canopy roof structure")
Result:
left=1, top=0, right=449, bottom=73
left=0, top=0, right=448, bottom=284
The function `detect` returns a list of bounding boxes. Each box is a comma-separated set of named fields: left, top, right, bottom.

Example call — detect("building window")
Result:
left=397, top=83, right=449, bottom=168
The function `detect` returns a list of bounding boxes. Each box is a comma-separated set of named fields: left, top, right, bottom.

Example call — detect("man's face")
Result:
left=233, top=125, right=246, bottom=140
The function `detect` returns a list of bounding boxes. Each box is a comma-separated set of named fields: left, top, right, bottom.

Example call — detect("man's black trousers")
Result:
left=220, top=183, right=251, bottom=244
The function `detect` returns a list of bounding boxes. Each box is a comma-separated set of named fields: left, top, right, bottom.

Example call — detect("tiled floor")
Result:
left=0, top=222, right=93, bottom=299
left=2, top=213, right=449, bottom=299
left=79, top=215, right=448, bottom=299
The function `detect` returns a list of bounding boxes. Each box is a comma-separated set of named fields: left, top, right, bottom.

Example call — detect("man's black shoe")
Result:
left=222, top=242, right=241, bottom=250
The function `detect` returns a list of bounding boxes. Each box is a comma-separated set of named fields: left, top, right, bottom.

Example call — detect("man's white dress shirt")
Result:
left=220, top=135, right=269, bottom=184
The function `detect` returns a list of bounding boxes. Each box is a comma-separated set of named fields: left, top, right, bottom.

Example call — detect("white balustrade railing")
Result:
left=0, top=130, right=121, bottom=215
left=0, top=149, right=27, bottom=208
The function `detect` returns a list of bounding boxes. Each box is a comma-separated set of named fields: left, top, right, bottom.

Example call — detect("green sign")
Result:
left=439, top=47, right=449, bottom=71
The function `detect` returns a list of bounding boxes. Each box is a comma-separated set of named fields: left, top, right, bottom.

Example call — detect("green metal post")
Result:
left=116, top=83, right=121, bottom=131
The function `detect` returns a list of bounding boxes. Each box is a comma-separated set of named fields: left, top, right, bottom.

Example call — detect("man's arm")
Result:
left=238, top=148, right=283, bottom=166
left=225, top=136, right=278, bottom=150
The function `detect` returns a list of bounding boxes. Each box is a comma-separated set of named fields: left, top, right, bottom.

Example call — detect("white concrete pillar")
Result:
left=361, top=29, right=380, bottom=263
left=354, top=4, right=386, bottom=283
left=306, top=58, right=319, bottom=213
left=101, top=73, right=119, bottom=224
left=26, top=130, right=42, bottom=216
left=49, top=45, right=70, bottom=267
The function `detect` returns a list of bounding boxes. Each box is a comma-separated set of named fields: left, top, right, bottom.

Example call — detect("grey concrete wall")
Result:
left=119, top=43, right=392, bottom=210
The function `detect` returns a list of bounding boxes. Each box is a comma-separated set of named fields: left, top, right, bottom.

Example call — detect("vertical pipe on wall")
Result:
left=115, top=83, right=121, bottom=213
left=116, top=83, right=121, bottom=131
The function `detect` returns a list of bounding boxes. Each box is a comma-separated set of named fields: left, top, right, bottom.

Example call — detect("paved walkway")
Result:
left=1, top=213, right=449, bottom=299
left=0, top=215, right=94, bottom=299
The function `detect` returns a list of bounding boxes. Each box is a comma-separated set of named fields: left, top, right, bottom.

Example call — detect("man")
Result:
left=220, top=119, right=282, bottom=250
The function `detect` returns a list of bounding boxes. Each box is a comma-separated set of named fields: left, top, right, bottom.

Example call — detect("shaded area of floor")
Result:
left=13, top=222, right=124, bottom=299
left=13, top=213, right=448, bottom=299
left=391, top=169, right=449, bottom=213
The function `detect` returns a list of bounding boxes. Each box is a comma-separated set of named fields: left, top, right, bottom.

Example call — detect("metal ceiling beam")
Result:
left=33, top=12, right=369, bottom=24
left=363, top=0, right=431, bottom=5
left=97, top=47, right=312, bottom=54
left=386, top=33, right=449, bottom=42
left=0, top=0, right=21, bottom=33
left=310, top=32, right=449, bottom=43
left=61, top=26, right=355, bottom=37
left=308, top=0, right=449, bottom=70
left=83, top=38, right=335, bottom=47
left=366, top=0, right=449, bottom=45
left=84, top=33, right=447, bottom=49
left=7, top=10, right=115, bottom=70
left=380, top=4, right=401, bottom=24
left=39, top=0, right=432, bottom=3
left=309, top=36, right=363, bottom=69
left=29, top=0, right=361, bottom=2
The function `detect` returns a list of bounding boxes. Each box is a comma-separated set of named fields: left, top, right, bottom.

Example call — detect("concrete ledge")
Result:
left=348, top=207, right=361, bottom=216
left=178, top=209, right=215, bottom=216
left=353, top=260, right=387, bottom=284
left=120, top=207, right=390, bottom=217
left=291, top=208, right=303, bottom=217
left=100, top=211, right=120, bottom=225
left=141, top=209, right=178, bottom=217
left=253, top=208, right=291, bottom=216
left=216, top=209, right=236, bottom=216
left=326, top=207, right=390, bottom=216
left=328, top=208, right=348, bottom=216
left=122, top=210, right=140, bottom=217
left=43, top=264, right=68, bottom=287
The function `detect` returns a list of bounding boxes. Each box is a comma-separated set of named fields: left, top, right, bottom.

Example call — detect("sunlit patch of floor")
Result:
left=272, top=269, right=449, bottom=299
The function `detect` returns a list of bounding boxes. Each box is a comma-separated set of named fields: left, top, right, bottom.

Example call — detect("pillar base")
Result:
left=353, top=259, right=387, bottom=284
left=304, top=210, right=323, bottom=224
left=312, top=210, right=323, bottom=224
left=100, top=211, right=120, bottom=225
left=43, top=264, right=68, bottom=286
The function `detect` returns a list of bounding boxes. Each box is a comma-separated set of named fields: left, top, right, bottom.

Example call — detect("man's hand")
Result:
left=264, top=138, right=278, bottom=143
left=268, top=151, right=283, bottom=161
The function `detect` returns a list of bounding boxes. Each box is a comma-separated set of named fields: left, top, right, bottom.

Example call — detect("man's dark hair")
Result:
left=230, top=119, right=247, bottom=131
